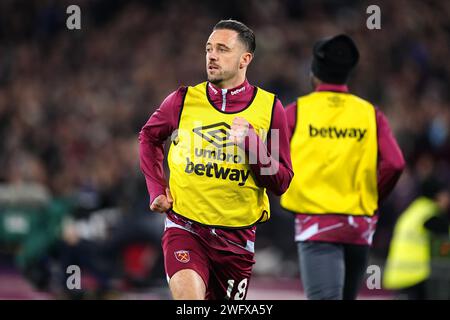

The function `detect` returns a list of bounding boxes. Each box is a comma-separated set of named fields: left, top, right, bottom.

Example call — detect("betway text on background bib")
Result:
left=281, top=91, right=378, bottom=216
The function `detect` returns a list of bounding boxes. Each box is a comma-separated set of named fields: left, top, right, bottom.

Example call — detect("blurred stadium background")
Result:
left=0, top=0, right=449, bottom=299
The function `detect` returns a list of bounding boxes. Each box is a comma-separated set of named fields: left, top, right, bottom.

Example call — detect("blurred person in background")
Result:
left=139, top=19, right=293, bottom=300
left=281, top=34, right=405, bottom=300
left=383, top=182, right=450, bottom=300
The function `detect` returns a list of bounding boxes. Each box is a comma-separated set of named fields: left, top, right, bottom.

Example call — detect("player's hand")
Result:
left=150, top=188, right=173, bottom=213
left=230, top=117, right=250, bottom=145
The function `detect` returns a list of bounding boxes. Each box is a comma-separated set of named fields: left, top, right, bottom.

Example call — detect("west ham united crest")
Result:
left=174, top=250, right=190, bottom=263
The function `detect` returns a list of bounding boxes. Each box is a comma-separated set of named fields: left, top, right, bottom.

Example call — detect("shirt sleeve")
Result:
left=284, top=101, right=298, bottom=141
left=242, top=98, right=294, bottom=196
left=138, top=87, right=187, bottom=203
left=376, top=108, right=406, bottom=202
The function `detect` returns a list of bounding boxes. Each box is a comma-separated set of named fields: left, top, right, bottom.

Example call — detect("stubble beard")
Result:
left=208, top=75, right=223, bottom=85
left=207, top=71, right=224, bottom=85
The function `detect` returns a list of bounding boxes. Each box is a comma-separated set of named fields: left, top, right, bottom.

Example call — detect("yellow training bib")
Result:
left=168, top=82, right=275, bottom=227
left=281, top=91, right=378, bottom=216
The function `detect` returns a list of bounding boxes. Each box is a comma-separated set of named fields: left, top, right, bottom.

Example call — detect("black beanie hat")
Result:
left=311, top=34, right=359, bottom=84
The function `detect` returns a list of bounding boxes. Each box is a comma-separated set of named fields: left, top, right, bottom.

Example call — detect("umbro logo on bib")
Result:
left=193, top=122, right=235, bottom=148
left=186, top=122, right=251, bottom=186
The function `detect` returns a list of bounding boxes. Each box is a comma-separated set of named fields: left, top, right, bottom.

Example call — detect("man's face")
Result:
left=205, top=29, right=248, bottom=85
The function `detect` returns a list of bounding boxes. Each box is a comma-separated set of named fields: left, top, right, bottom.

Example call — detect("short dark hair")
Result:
left=213, top=19, right=256, bottom=54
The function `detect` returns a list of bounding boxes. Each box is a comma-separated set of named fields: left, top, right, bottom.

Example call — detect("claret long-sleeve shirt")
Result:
left=139, top=80, right=293, bottom=253
left=139, top=79, right=293, bottom=203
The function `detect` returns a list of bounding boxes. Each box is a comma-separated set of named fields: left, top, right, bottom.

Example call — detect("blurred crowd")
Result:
left=0, top=0, right=449, bottom=295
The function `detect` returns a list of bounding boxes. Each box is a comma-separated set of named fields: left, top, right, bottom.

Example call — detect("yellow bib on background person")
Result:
left=168, top=82, right=275, bottom=227
left=281, top=91, right=378, bottom=216
left=383, top=197, right=437, bottom=290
